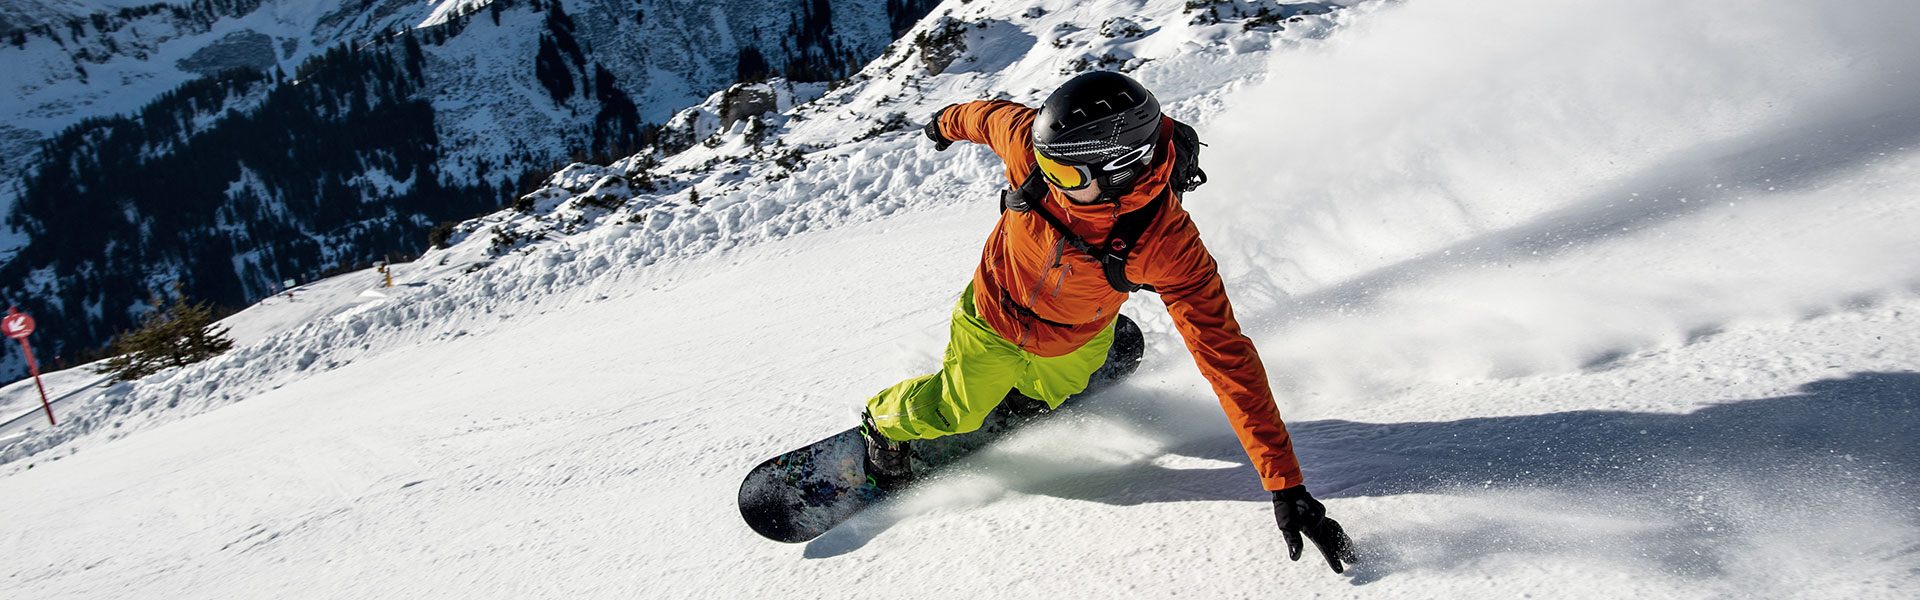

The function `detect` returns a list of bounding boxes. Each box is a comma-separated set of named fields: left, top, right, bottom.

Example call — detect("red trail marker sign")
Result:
left=4, top=307, right=55, bottom=426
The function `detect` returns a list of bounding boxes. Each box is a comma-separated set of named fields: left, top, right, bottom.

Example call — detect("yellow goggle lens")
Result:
left=1035, top=151, right=1092, bottom=190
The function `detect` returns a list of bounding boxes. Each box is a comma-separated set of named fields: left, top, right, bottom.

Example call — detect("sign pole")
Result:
left=19, top=337, right=53, bottom=426
left=3, top=307, right=53, bottom=426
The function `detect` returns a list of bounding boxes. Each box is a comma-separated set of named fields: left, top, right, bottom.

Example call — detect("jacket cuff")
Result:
left=1261, top=468, right=1305, bottom=492
left=926, top=104, right=955, bottom=145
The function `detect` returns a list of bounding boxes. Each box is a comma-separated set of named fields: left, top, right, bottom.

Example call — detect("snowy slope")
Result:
left=2, top=0, right=1919, bottom=597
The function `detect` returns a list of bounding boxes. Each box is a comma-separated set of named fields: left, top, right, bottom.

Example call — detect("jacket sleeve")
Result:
left=1140, top=211, right=1305, bottom=491
left=936, top=100, right=1039, bottom=184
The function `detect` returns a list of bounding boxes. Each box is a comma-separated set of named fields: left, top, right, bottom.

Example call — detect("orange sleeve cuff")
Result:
left=1261, top=469, right=1305, bottom=492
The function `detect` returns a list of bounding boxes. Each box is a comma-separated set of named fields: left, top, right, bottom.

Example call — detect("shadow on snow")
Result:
left=805, top=371, right=1920, bottom=582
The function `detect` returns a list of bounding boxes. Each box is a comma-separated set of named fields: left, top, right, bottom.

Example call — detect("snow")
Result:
left=2, top=0, right=1918, bottom=597
left=418, top=0, right=492, bottom=29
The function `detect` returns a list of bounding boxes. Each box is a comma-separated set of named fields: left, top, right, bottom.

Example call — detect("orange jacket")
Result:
left=937, top=100, right=1304, bottom=491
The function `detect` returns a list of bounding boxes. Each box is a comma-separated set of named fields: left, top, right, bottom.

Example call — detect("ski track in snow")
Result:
left=2, top=0, right=1919, bottom=598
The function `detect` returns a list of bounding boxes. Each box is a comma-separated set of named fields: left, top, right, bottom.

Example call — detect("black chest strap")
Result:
left=1001, top=165, right=1165, bottom=294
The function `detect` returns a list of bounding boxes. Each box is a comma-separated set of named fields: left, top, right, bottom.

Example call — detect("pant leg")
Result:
left=1014, top=318, right=1116, bottom=409
left=864, top=285, right=1025, bottom=441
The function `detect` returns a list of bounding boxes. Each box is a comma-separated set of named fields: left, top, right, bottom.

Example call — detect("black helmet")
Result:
left=1032, top=71, right=1163, bottom=193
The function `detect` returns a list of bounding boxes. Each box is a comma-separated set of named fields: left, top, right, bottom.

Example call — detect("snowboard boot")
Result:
left=1001, top=390, right=1053, bottom=420
left=859, top=411, right=913, bottom=492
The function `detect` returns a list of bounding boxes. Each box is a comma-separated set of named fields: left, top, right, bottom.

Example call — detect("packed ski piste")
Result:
left=5, top=0, right=1920, bottom=598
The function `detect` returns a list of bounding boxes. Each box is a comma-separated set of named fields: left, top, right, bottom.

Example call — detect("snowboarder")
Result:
left=861, top=71, right=1356, bottom=572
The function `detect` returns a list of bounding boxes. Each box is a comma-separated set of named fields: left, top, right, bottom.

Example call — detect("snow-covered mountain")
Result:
left=3, top=0, right=431, bottom=175
left=2, top=0, right=1918, bottom=597
left=0, top=0, right=930, bottom=376
left=0, top=0, right=908, bottom=179
left=0, top=0, right=192, bottom=36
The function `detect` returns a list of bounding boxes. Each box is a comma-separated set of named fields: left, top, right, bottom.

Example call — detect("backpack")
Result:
left=1001, top=118, right=1207, bottom=294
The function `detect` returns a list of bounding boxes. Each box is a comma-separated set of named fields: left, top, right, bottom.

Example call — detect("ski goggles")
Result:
left=1034, top=142, right=1155, bottom=191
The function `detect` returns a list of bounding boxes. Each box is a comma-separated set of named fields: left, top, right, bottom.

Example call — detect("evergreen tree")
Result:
left=736, top=46, right=773, bottom=82
left=94, top=287, right=236, bottom=382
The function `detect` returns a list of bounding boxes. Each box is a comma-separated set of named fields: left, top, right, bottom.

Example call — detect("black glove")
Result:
left=1273, top=485, right=1356, bottom=573
left=924, top=105, right=955, bottom=151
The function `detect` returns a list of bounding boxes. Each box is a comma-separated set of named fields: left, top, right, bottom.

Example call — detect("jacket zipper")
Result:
left=1025, top=236, right=1065, bottom=309
left=1016, top=234, right=1067, bottom=349
left=1051, top=259, right=1071, bottom=299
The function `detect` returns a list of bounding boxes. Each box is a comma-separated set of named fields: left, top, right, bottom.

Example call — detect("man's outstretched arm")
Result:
left=1142, top=215, right=1356, bottom=573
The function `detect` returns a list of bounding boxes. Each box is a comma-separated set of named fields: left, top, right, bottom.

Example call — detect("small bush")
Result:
left=1243, top=7, right=1286, bottom=31
left=576, top=193, right=626, bottom=211
left=855, top=112, right=912, bottom=142
left=1100, top=18, right=1145, bottom=39
left=773, top=147, right=806, bottom=171
left=511, top=194, right=538, bottom=212
left=487, top=226, right=522, bottom=254
left=428, top=221, right=460, bottom=249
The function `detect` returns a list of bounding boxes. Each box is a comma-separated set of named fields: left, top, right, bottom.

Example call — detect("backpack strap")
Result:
left=1096, top=192, right=1163, bottom=294
left=999, top=166, right=1047, bottom=213
left=1003, top=165, right=1164, bottom=294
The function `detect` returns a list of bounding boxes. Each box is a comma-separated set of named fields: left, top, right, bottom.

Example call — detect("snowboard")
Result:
left=738, top=314, right=1144, bottom=543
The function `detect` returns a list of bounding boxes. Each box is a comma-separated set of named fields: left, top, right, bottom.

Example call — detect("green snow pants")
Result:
left=864, top=284, right=1115, bottom=442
